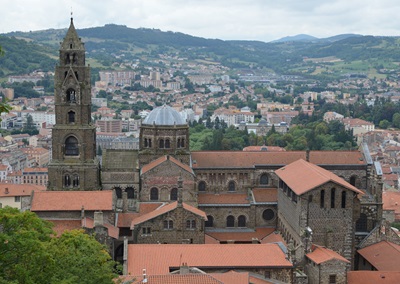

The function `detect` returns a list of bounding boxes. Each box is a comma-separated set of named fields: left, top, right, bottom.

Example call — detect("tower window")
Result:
left=126, top=187, right=135, bottom=199
left=159, top=139, right=164, bottom=148
left=331, top=188, right=336, bottom=208
left=181, top=138, right=185, bottom=147
left=226, top=215, right=235, bottom=227
left=260, top=174, right=269, bottom=185
left=186, top=220, right=196, bottom=229
left=72, top=175, right=79, bottom=187
left=150, top=187, right=158, bottom=201
left=65, top=136, right=79, bottom=156
left=64, top=174, right=71, bottom=187
left=320, top=190, right=325, bottom=208
left=177, top=138, right=181, bottom=148
left=165, top=139, right=170, bottom=149
left=115, top=187, right=122, bottom=199
left=144, top=138, right=148, bottom=147
left=198, top=181, right=206, bottom=192
left=170, top=188, right=178, bottom=201
left=228, top=181, right=235, bottom=192
left=341, top=191, right=347, bottom=208
left=205, top=215, right=214, bottom=227
left=66, top=88, right=76, bottom=103
left=68, top=111, right=75, bottom=123
left=148, top=139, right=152, bottom=148
left=238, top=215, right=246, bottom=227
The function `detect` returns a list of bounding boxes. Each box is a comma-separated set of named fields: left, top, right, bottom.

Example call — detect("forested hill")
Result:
left=1, top=24, right=400, bottom=77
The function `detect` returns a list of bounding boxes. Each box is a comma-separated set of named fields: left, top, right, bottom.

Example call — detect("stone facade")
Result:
left=305, top=259, right=348, bottom=284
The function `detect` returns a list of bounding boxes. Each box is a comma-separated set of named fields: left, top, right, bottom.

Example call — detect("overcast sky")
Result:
left=2, top=0, right=400, bottom=42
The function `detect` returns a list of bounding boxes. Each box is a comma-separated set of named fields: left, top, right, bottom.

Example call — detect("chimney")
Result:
left=122, top=191, right=128, bottom=213
left=180, top=263, right=189, bottom=275
left=4, top=187, right=9, bottom=194
left=306, top=149, right=310, bottom=162
left=93, top=211, right=104, bottom=227
left=142, top=269, right=148, bottom=283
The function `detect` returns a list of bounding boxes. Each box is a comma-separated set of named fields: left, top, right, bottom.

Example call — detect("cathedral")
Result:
left=37, top=18, right=388, bottom=282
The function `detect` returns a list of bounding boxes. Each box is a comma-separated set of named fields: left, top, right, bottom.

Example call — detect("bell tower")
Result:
left=48, top=17, right=101, bottom=191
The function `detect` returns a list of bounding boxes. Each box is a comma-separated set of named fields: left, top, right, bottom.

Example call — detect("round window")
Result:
left=262, top=209, right=275, bottom=221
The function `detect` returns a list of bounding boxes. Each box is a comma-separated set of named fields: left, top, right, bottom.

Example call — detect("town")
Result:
left=1, top=17, right=400, bottom=284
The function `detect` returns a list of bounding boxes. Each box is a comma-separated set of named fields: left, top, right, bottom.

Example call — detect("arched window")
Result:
left=115, top=187, right=122, bottom=199
left=262, top=209, right=275, bottom=221
left=159, top=139, right=164, bottom=148
left=66, top=88, right=76, bottom=103
left=148, top=139, right=152, bottom=148
left=186, top=220, right=196, bottom=229
left=68, top=111, right=75, bottom=123
left=150, top=187, right=158, bottom=201
left=170, top=188, right=178, bottom=201
left=64, top=174, right=71, bottom=187
left=126, top=187, right=135, bottom=199
left=198, top=181, right=206, bottom=192
left=341, top=191, right=347, bottom=208
left=331, top=188, right=336, bottom=208
left=226, top=215, right=235, bottom=227
left=238, top=215, right=246, bottom=227
left=177, top=139, right=181, bottom=148
left=72, top=175, right=79, bottom=187
left=165, top=139, right=170, bottom=149
left=65, top=136, right=79, bottom=156
left=205, top=215, right=214, bottom=227
left=181, top=138, right=185, bottom=147
left=356, top=213, right=368, bottom=232
left=163, top=220, right=173, bottom=229
left=260, top=174, right=269, bottom=185
left=144, top=138, right=148, bottom=148
left=320, top=190, right=325, bottom=208
left=228, top=181, right=236, bottom=192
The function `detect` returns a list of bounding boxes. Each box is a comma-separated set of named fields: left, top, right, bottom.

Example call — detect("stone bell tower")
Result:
left=47, top=17, right=101, bottom=191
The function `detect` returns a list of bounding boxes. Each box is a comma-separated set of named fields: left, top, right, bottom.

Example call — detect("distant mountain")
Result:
left=270, top=34, right=318, bottom=43
left=319, top=34, right=363, bottom=43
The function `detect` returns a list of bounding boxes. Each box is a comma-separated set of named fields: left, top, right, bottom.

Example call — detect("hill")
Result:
left=1, top=25, right=400, bottom=80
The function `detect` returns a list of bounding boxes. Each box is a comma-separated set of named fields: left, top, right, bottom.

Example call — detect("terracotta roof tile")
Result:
left=205, top=234, right=220, bottom=244
left=210, top=271, right=250, bottom=284
left=131, top=201, right=207, bottom=228
left=191, top=151, right=365, bottom=168
left=261, top=231, right=286, bottom=246
left=383, top=191, right=400, bottom=221
left=347, top=271, right=400, bottom=284
left=31, top=191, right=113, bottom=211
left=242, top=146, right=285, bottom=152
left=117, top=203, right=163, bottom=227
left=275, top=159, right=363, bottom=196
left=0, top=183, right=45, bottom=197
left=357, top=241, right=400, bottom=271
left=47, top=219, right=82, bottom=236
left=306, top=245, right=350, bottom=264
left=127, top=243, right=293, bottom=275
left=127, top=274, right=224, bottom=284
left=198, top=193, right=249, bottom=205
left=206, top=228, right=275, bottom=243
left=141, top=155, right=193, bottom=175
left=252, top=188, right=278, bottom=203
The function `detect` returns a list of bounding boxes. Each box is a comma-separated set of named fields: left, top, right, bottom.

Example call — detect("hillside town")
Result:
left=1, top=18, right=400, bottom=284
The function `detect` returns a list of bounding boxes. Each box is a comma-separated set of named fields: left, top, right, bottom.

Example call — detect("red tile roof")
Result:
left=252, top=188, right=278, bottom=203
left=126, top=274, right=224, bottom=284
left=127, top=243, right=293, bottom=275
left=47, top=219, right=82, bottom=236
left=242, top=146, right=285, bottom=152
left=0, top=183, right=45, bottom=197
left=206, top=228, right=275, bottom=243
left=306, top=245, right=350, bottom=264
left=383, top=191, right=400, bottom=221
left=31, top=191, right=113, bottom=211
left=191, top=151, right=365, bottom=168
left=210, top=271, right=250, bottom=284
left=198, top=193, right=249, bottom=205
left=357, top=241, right=400, bottom=271
left=117, top=203, right=163, bottom=227
left=347, top=271, right=400, bottom=284
left=275, top=159, right=363, bottom=196
left=131, top=201, right=207, bottom=228
left=141, top=155, right=193, bottom=175
left=261, top=231, right=286, bottom=246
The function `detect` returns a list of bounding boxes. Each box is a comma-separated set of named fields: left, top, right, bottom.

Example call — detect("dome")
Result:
left=142, top=105, right=186, bottom=126
left=258, top=118, right=268, bottom=126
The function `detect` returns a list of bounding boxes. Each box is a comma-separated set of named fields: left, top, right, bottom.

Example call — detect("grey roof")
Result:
left=142, top=105, right=186, bottom=126
left=258, top=118, right=268, bottom=126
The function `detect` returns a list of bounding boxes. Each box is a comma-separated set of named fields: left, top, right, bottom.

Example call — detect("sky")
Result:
left=2, top=0, right=400, bottom=42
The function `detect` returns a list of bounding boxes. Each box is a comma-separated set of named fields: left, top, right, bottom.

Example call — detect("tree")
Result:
left=392, top=113, right=400, bottom=128
left=0, top=207, right=119, bottom=284
left=379, top=119, right=390, bottom=129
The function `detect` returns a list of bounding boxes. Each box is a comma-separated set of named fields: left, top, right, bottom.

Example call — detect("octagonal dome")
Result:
left=142, top=105, right=186, bottom=126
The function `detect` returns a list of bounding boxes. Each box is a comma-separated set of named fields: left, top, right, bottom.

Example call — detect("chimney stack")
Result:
left=93, top=211, right=104, bottom=227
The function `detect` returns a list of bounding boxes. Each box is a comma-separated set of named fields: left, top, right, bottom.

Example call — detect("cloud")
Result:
left=2, top=0, right=400, bottom=42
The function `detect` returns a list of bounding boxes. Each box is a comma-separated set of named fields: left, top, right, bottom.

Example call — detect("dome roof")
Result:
left=142, top=105, right=186, bottom=126
left=258, top=118, right=268, bottom=126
